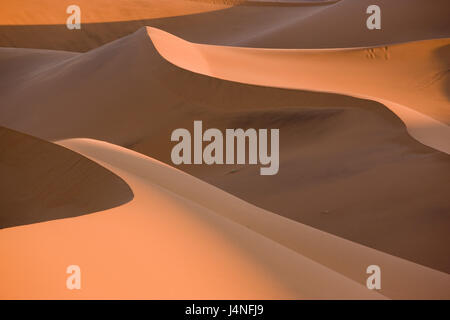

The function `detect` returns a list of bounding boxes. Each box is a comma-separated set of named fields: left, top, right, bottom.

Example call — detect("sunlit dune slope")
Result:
left=148, top=27, right=450, bottom=146
left=0, top=0, right=448, bottom=52
left=0, top=126, right=133, bottom=229
left=0, top=0, right=230, bottom=51
left=0, top=27, right=449, bottom=273
left=0, top=138, right=387, bottom=300
left=58, top=138, right=450, bottom=300
left=0, top=0, right=228, bottom=25
left=1, top=138, right=448, bottom=299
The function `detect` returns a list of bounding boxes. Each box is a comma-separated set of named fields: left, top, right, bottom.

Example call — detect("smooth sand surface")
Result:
left=1, top=0, right=448, bottom=52
left=0, top=138, right=387, bottom=300
left=62, top=138, right=450, bottom=300
left=0, top=0, right=228, bottom=25
left=1, top=138, right=449, bottom=299
left=148, top=27, right=450, bottom=150
left=0, top=127, right=133, bottom=229
left=239, top=0, right=450, bottom=48
left=0, top=0, right=230, bottom=51
left=1, top=26, right=449, bottom=273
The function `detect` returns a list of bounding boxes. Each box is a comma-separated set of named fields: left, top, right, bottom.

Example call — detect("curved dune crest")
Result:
left=147, top=27, right=450, bottom=154
left=0, top=138, right=386, bottom=300
left=61, top=138, right=450, bottom=299
left=0, top=127, right=133, bottom=229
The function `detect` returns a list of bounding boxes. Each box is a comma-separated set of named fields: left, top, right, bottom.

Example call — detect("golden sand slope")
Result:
left=0, top=138, right=386, bottom=300
left=0, top=0, right=229, bottom=25
left=0, top=127, right=133, bottom=229
left=148, top=27, right=450, bottom=151
left=0, top=0, right=231, bottom=51
left=0, top=0, right=448, bottom=52
left=1, top=138, right=449, bottom=299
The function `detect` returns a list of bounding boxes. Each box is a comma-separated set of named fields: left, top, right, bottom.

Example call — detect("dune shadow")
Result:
left=0, top=126, right=134, bottom=229
left=434, top=43, right=450, bottom=101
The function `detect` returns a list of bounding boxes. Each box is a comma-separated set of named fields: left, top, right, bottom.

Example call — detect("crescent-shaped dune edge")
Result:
left=146, top=26, right=450, bottom=155
left=1, top=138, right=449, bottom=299
left=0, top=126, right=134, bottom=229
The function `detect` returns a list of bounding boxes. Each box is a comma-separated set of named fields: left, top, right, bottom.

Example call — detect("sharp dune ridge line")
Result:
left=2, top=137, right=448, bottom=299
left=1, top=137, right=448, bottom=298
left=60, top=138, right=450, bottom=300
left=147, top=27, right=450, bottom=154
left=0, top=127, right=133, bottom=229
left=0, top=0, right=449, bottom=300
left=0, top=138, right=385, bottom=300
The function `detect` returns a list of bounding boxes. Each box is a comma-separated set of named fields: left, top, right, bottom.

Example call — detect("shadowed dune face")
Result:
left=434, top=44, right=450, bottom=101
left=0, top=27, right=449, bottom=272
left=0, top=0, right=448, bottom=52
left=0, top=126, right=133, bottom=229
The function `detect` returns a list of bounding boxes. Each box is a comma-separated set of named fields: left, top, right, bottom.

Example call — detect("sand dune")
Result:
left=1, top=26, right=449, bottom=273
left=2, top=0, right=448, bottom=52
left=0, top=138, right=387, bottom=300
left=240, top=0, right=450, bottom=48
left=148, top=27, right=450, bottom=149
left=0, top=0, right=449, bottom=300
left=0, top=126, right=133, bottom=229
left=0, top=0, right=229, bottom=51
left=2, top=138, right=448, bottom=298
left=60, top=138, right=450, bottom=299
left=0, top=0, right=228, bottom=25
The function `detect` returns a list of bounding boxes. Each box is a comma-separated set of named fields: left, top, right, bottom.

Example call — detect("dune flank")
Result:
left=0, top=138, right=387, bottom=300
left=0, top=0, right=228, bottom=25
left=0, top=126, right=133, bottom=229
left=0, top=0, right=229, bottom=51
left=148, top=27, right=450, bottom=147
left=1, top=26, right=449, bottom=273
left=60, top=138, right=450, bottom=300
left=1, top=0, right=448, bottom=52
left=1, top=138, right=448, bottom=299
